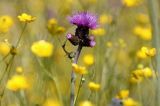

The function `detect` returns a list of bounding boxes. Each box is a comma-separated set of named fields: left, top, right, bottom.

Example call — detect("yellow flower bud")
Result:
left=47, top=18, right=57, bottom=34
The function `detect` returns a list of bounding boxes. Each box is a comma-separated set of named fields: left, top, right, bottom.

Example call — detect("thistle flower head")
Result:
left=68, top=12, right=98, bottom=29
left=67, top=12, right=97, bottom=47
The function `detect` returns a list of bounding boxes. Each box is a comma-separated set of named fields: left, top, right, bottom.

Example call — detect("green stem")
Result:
left=15, top=23, right=27, bottom=47
left=137, top=83, right=142, bottom=104
left=88, top=91, right=93, bottom=101
left=36, top=57, right=62, bottom=103
left=74, top=75, right=84, bottom=105
left=71, top=45, right=83, bottom=106
left=0, top=23, right=27, bottom=101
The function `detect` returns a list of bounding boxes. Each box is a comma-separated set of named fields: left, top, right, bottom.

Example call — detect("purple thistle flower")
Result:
left=68, top=12, right=98, bottom=29
left=67, top=12, right=97, bottom=47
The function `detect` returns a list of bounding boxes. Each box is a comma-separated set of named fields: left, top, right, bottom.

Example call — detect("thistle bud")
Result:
left=66, top=33, right=79, bottom=46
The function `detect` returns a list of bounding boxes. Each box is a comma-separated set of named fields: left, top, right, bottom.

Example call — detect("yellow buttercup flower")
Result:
left=133, top=26, right=152, bottom=41
left=136, top=47, right=147, bottom=59
left=116, top=90, right=129, bottom=99
left=136, top=47, right=156, bottom=59
left=88, top=82, right=100, bottom=91
left=123, top=98, right=139, bottom=106
left=91, top=28, right=106, bottom=36
left=130, top=69, right=144, bottom=83
left=0, top=41, right=11, bottom=56
left=130, top=67, right=153, bottom=84
left=79, top=101, right=93, bottom=106
left=122, top=0, right=143, bottom=7
left=99, top=14, right=112, bottom=25
left=0, top=15, right=13, bottom=33
left=43, top=99, right=61, bottom=106
left=83, top=54, right=94, bottom=66
left=18, top=13, right=36, bottom=23
left=72, top=63, right=87, bottom=74
left=6, top=75, right=29, bottom=91
left=31, top=40, right=54, bottom=57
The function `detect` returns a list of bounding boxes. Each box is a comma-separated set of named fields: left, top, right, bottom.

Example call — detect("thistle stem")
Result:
left=74, top=75, right=84, bottom=105
left=70, top=44, right=83, bottom=106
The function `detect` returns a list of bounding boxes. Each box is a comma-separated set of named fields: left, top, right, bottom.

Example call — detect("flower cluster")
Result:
left=136, top=46, right=156, bottom=59
left=113, top=89, right=139, bottom=106
left=130, top=67, right=154, bottom=83
left=67, top=12, right=97, bottom=47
